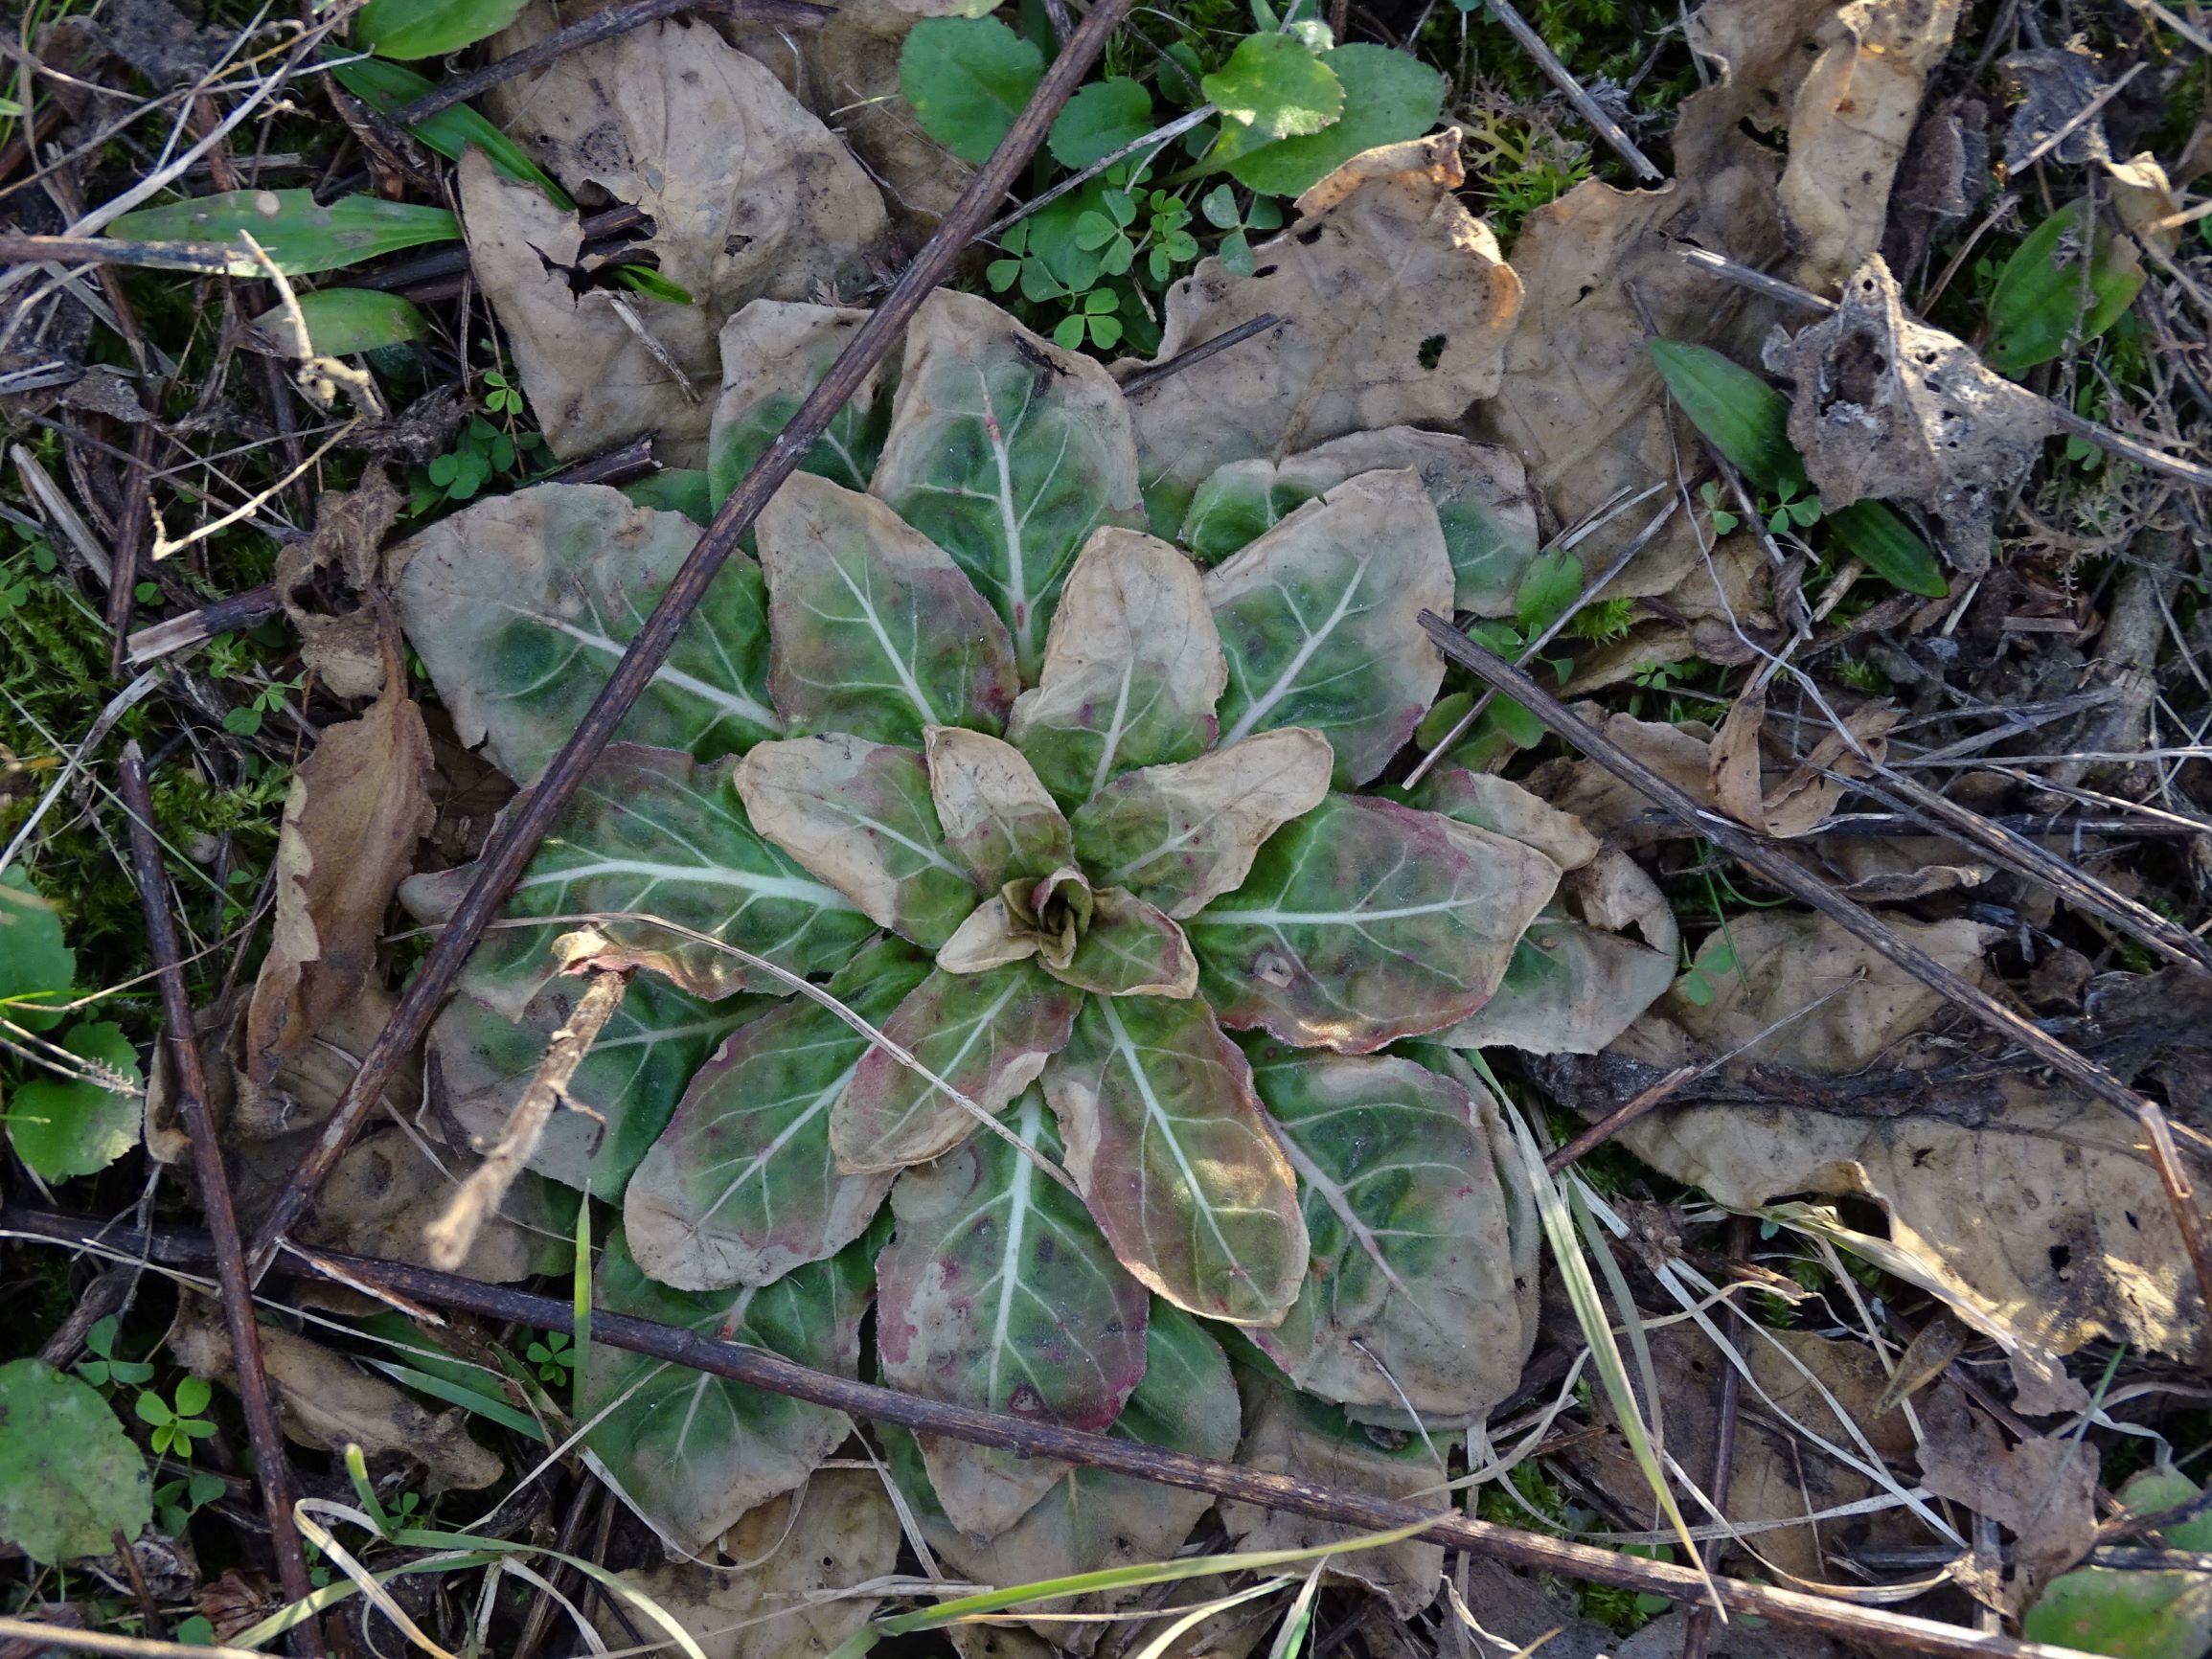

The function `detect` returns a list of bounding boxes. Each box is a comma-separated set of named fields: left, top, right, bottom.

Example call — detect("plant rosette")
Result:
left=391, top=284, right=1626, bottom=1559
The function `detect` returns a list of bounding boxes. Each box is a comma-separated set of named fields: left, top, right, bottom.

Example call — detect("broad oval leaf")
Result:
left=757, top=470, right=1018, bottom=744
left=924, top=726, right=1075, bottom=890
left=1204, top=469, right=1453, bottom=786
left=708, top=301, right=890, bottom=506
left=624, top=939, right=932, bottom=1290
left=1070, top=728, right=1334, bottom=920
left=398, top=745, right=873, bottom=1011
left=430, top=972, right=762, bottom=1195
left=7, top=1022, right=140, bottom=1182
left=1987, top=197, right=2145, bottom=375
left=898, top=15, right=1043, bottom=166
left=734, top=736, right=977, bottom=949
left=1646, top=338, right=1803, bottom=495
left=878, top=1089, right=1151, bottom=1536
left=0, top=1360, right=150, bottom=1563
left=1431, top=916, right=1676, bottom=1057
left=1051, top=889, right=1199, bottom=999
left=1181, top=428, right=1539, bottom=617
left=0, top=866, right=74, bottom=1032
left=1184, top=793, right=1561, bottom=1053
left=1215, top=43, right=1444, bottom=198
left=1243, top=1043, right=1530, bottom=1418
left=355, top=0, right=530, bottom=59
left=1046, top=77, right=1156, bottom=170
left=883, top=1299, right=1237, bottom=1609
left=1005, top=527, right=1225, bottom=809
left=1204, top=35, right=1344, bottom=139
left=250, top=287, right=427, bottom=357
left=1042, top=993, right=1307, bottom=1326
left=871, top=288, right=1145, bottom=677
left=832, top=961, right=1084, bottom=1172
left=583, top=1222, right=877, bottom=1553
left=392, top=484, right=778, bottom=784
left=106, top=190, right=459, bottom=276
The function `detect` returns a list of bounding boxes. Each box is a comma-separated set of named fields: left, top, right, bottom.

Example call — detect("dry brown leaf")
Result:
left=1764, top=257, right=2057, bottom=569
left=458, top=149, right=718, bottom=465
left=598, top=1470, right=900, bottom=1659
left=272, top=468, right=401, bottom=700
left=239, top=649, right=432, bottom=1114
left=1220, top=1375, right=1447, bottom=1618
left=803, top=0, right=983, bottom=227
left=1528, top=708, right=1718, bottom=849
left=1918, top=1401, right=2097, bottom=1611
left=168, top=1294, right=502, bottom=1490
left=1708, top=688, right=1902, bottom=838
left=485, top=17, right=884, bottom=320
left=1115, top=131, right=1521, bottom=530
left=1774, top=0, right=1965, bottom=289
left=1659, top=910, right=1995, bottom=1073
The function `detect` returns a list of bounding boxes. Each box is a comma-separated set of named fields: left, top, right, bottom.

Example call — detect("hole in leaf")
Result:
left=1418, top=333, right=1447, bottom=371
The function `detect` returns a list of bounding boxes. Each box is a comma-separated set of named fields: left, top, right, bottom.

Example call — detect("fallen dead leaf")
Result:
left=1115, top=131, right=1521, bottom=531
left=1527, top=707, right=1719, bottom=848
left=1918, top=1396, right=2097, bottom=1611
left=1708, top=687, right=1902, bottom=838
left=1764, top=256, right=2056, bottom=571
left=802, top=0, right=985, bottom=228
left=239, top=640, right=433, bottom=1117
left=168, top=1294, right=503, bottom=1490
left=596, top=1469, right=900, bottom=1659
left=271, top=468, right=402, bottom=701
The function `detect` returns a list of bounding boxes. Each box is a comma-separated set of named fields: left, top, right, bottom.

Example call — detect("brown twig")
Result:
left=1418, top=612, right=2212, bottom=1358
left=114, top=745, right=324, bottom=1655
left=1545, top=1065, right=1699, bottom=1173
left=1118, top=312, right=1282, bottom=397
left=126, top=584, right=283, bottom=666
left=385, top=0, right=834, bottom=126
left=425, top=967, right=627, bottom=1270
left=244, top=0, right=1151, bottom=1276
left=0, top=1208, right=2100, bottom=1659
left=106, top=420, right=157, bottom=677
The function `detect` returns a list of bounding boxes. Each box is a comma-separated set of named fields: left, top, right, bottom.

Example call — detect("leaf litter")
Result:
left=11, top=0, right=2212, bottom=1653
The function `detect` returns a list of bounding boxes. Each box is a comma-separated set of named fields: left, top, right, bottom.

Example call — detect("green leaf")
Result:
left=1207, top=469, right=1453, bottom=786
left=708, top=302, right=890, bottom=507
left=899, top=16, right=1043, bottom=165
left=1070, top=729, right=1334, bottom=920
left=832, top=961, right=1084, bottom=1171
left=0, top=1360, right=149, bottom=1562
left=1431, top=915, right=1676, bottom=1056
left=884, top=1300, right=1237, bottom=1596
left=2025, top=1568, right=2212, bottom=1658
left=253, top=287, right=428, bottom=356
left=1049, top=78, right=1156, bottom=170
left=1053, top=888, right=1199, bottom=998
left=429, top=972, right=758, bottom=1194
left=923, top=727, right=1076, bottom=892
left=0, top=866, right=75, bottom=1031
left=393, top=483, right=780, bottom=784
left=8, top=1021, right=142, bottom=1182
left=1513, top=547, right=1583, bottom=635
left=1006, top=528, right=1226, bottom=810
left=756, top=471, right=1020, bottom=745
left=1042, top=993, right=1307, bottom=1326
left=354, top=0, right=529, bottom=58
left=1987, top=198, right=2146, bottom=375
left=325, top=56, right=568, bottom=204
left=1646, top=339, right=1803, bottom=494
left=872, top=289, right=1146, bottom=678
left=878, top=1088, right=1151, bottom=1535
left=399, top=745, right=874, bottom=1012
left=1216, top=45, right=1442, bottom=198
left=624, top=939, right=931, bottom=1290
left=1185, top=794, right=1560, bottom=1053
left=1825, top=499, right=1949, bottom=598
left=619, top=469, right=713, bottom=525
left=735, top=736, right=980, bottom=949
left=1202, top=35, right=1344, bottom=141
left=106, top=190, right=459, bottom=276
left=1243, top=1043, right=1532, bottom=1417
left=582, top=1222, right=878, bottom=1554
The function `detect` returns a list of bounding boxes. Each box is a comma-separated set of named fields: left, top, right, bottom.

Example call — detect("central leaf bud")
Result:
left=1003, top=865, right=1093, bottom=970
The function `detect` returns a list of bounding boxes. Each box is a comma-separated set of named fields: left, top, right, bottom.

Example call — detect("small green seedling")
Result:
left=137, top=1376, right=217, bottom=1459
left=153, top=1469, right=228, bottom=1534
left=1676, top=935, right=1741, bottom=1007
left=75, top=1316, right=154, bottom=1393
left=526, top=1330, right=574, bottom=1386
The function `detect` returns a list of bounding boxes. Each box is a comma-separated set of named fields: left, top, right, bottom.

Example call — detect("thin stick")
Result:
left=425, top=968, right=627, bottom=1270
left=977, top=105, right=1216, bottom=247
left=0, top=1208, right=2098, bottom=1659
left=1119, top=313, right=1282, bottom=397
left=106, top=420, right=158, bottom=677
left=1674, top=245, right=2212, bottom=489
left=1545, top=1066, right=1699, bottom=1173
left=114, top=745, right=324, bottom=1654
left=1478, top=0, right=1662, bottom=181
left=1417, top=611, right=2212, bottom=1348
left=0, top=232, right=262, bottom=274
left=244, top=0, right=1148, bottom=1276
left=386, top=0, right=833, bottom=125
